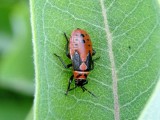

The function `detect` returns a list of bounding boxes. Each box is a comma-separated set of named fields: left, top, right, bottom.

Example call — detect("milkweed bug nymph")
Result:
left=54, top=28, right=99, bottom=97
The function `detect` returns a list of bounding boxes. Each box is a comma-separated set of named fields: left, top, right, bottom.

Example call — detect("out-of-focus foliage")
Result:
left=0, top=89, right=33, bottom=120
left=0, top=0, right=34, bottom=120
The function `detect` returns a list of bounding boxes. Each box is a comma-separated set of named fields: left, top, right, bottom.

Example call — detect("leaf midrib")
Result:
left=100, top=0, right=120, bottom=120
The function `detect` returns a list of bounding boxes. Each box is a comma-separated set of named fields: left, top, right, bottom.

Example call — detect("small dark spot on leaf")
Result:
left=128, top=46, right=131, bottom=49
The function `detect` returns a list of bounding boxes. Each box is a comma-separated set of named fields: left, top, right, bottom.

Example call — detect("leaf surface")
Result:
left=30, top=0, right=160, bottom=119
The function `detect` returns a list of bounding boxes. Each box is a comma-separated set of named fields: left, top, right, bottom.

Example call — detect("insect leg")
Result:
left=91, top=57, right=100, bottom=70
left=65, top=75, right=74, bottom=95
left=68, top=86, right=77, bottom=91
left=93, top=56, right=100, bottom=61
left=92, top=49, right=96, bottom=56
left=81, top=86, right=97, bottom=97
left=54, top=54, right=72, bottom=68
left=64, top=33, right=70, bottom=58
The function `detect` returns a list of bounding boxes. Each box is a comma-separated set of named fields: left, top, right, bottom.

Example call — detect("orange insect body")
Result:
left=69, top=29, right=93, bottom=61
left=69, top=29, right=93, bottom=80
left=54, top=28, right=98, bottom=96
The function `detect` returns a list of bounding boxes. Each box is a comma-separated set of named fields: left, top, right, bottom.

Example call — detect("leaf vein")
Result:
left=100, top=0, right=120, bottom=119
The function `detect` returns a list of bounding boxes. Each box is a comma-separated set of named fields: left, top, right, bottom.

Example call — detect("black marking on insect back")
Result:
left=81, top=34, right=85, bottom=37
left=75, top=79, right=87, bottom=86
left=76, top=74, right=82, bottom=78
left=74, top=44, right=78, bottom=48
left=81, top=40, right=85, bottom=43
left=72, top=51, right=82, bottom=71
left=85, top=52, right=92, bottom=71
left=88, top=44, right=91, bottom=47
left=74, top=38, right=78, bottom=42
left=87, top=39, right=90, bottom=41
left=84, top=74, right=87, bottom=78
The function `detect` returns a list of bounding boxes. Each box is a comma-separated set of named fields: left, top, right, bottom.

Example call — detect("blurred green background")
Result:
left=0, top=0, right=34, bottom=120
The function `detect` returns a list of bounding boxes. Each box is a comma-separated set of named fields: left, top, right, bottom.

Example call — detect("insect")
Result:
left=54, top=28, right=99, bottom=97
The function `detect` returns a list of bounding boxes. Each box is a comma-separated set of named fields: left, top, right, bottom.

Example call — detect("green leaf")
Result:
left=30, top=0, right=160, bottom=119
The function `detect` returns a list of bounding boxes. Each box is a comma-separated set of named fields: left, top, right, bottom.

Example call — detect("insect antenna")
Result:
left=81, top=87, right=97, bottom=98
